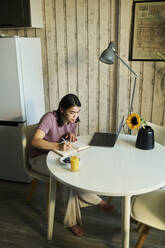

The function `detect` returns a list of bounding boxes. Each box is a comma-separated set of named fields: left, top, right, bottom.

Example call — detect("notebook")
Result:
left=52, top=141, right=90, bottom=157
left=89, top=116, right=125, bottom=147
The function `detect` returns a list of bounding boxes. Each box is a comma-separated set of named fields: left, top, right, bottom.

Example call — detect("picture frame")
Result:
left=130, top=0, right=165, bottom=61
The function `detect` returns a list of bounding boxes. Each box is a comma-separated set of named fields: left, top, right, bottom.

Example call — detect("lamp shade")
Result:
left=99, top=41, right=115, bottom=64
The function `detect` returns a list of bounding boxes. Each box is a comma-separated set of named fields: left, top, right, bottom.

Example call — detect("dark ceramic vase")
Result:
left=136, top=126, right=155, bottom=150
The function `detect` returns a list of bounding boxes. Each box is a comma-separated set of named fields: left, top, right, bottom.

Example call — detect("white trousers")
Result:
left=29, top=154, right=102, bottom=227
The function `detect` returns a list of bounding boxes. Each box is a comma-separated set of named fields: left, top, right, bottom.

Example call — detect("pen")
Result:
left=62, top=137, right=70, bottom=143
left=62, top=138, right=73, bottom=150
left=62, top=137, right=67, bottom=143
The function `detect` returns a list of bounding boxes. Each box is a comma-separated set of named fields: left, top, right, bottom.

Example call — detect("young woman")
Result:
left=29, top=93, right=113, bottom=237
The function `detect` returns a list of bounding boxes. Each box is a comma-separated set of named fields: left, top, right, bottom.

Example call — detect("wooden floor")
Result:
left=1, top=179, right=165, bottom=248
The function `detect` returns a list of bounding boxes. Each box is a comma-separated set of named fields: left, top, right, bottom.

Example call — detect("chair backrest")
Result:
left=22, top=124, right=49, bottom=182
left=147, top=122, right=165, bottom=146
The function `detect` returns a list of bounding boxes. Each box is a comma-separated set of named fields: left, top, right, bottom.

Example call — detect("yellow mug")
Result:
left=70, top=156, right=79, bottom=172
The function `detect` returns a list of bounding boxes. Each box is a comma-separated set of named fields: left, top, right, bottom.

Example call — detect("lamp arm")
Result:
left=114, top=50, right=138, bottom=78
left=129, top=76, right=137, bottom=113
left=113, top=49, right=138, bottom=113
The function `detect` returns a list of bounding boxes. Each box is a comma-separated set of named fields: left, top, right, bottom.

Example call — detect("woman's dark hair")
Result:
left=56, top=94, right=81, bottom=126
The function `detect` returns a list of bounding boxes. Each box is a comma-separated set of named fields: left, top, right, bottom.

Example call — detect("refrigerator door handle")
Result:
left=0, top=120, right=26, bottom=126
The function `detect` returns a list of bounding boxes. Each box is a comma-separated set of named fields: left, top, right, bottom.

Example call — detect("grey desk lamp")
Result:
left=99, top=41, right=138, bottom=113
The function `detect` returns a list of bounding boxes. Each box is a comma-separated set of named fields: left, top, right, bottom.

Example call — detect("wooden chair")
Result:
left=22, top=124, right=50, bottom=212
left=131, top=190, right=165, bottom=248
left=131, top=122, right=165, bottom=248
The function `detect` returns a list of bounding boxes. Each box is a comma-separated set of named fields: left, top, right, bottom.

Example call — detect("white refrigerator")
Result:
left=0, top=37, right=45, bottom=182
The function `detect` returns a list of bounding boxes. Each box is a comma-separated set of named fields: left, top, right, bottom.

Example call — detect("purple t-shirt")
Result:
left=29, top=111, right=77, bottom=158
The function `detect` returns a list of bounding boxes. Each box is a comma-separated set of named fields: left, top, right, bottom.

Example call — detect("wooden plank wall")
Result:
left=0, top=0, right=164, bottom=135
left=117, top=0, right=165, bottom=130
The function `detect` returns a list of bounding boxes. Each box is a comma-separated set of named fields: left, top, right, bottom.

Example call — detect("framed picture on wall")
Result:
left=130, top=0, right=165, bottom=61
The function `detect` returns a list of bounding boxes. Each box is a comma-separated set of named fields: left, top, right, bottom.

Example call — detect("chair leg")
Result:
left=135, top=224, right=150, bottom=248
left=136, top=222, right=144, bottom=232
left=107, top=197, right=112, bottom=204
left=27, top=178, right=38, bottom=203
left=46, top=182, right=49, bottom=217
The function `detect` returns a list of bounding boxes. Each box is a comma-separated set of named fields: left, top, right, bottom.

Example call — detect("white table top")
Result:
left=47, top=134, right=165, bottom=197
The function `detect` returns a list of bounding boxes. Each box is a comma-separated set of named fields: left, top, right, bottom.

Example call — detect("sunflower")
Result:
left=126, top=113, right=141, bottom=130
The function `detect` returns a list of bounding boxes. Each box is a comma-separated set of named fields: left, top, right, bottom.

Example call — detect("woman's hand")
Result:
left=59, top=141, right=72, bottom=151
left=65, top=133, right=77, bottom=142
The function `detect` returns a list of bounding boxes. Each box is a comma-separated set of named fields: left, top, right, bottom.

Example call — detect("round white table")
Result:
left=47, top=134, right=165, bottom=248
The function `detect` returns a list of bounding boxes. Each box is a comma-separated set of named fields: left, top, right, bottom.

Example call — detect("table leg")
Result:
left=47, top=175, right=56, bottom=240
left=121, top=196, right=131, bottom=248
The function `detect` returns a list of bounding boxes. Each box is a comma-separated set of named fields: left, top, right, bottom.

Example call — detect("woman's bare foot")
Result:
left=98, top=200, right=114, bottom=213
left=68, top=224, right=83, bottom=237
